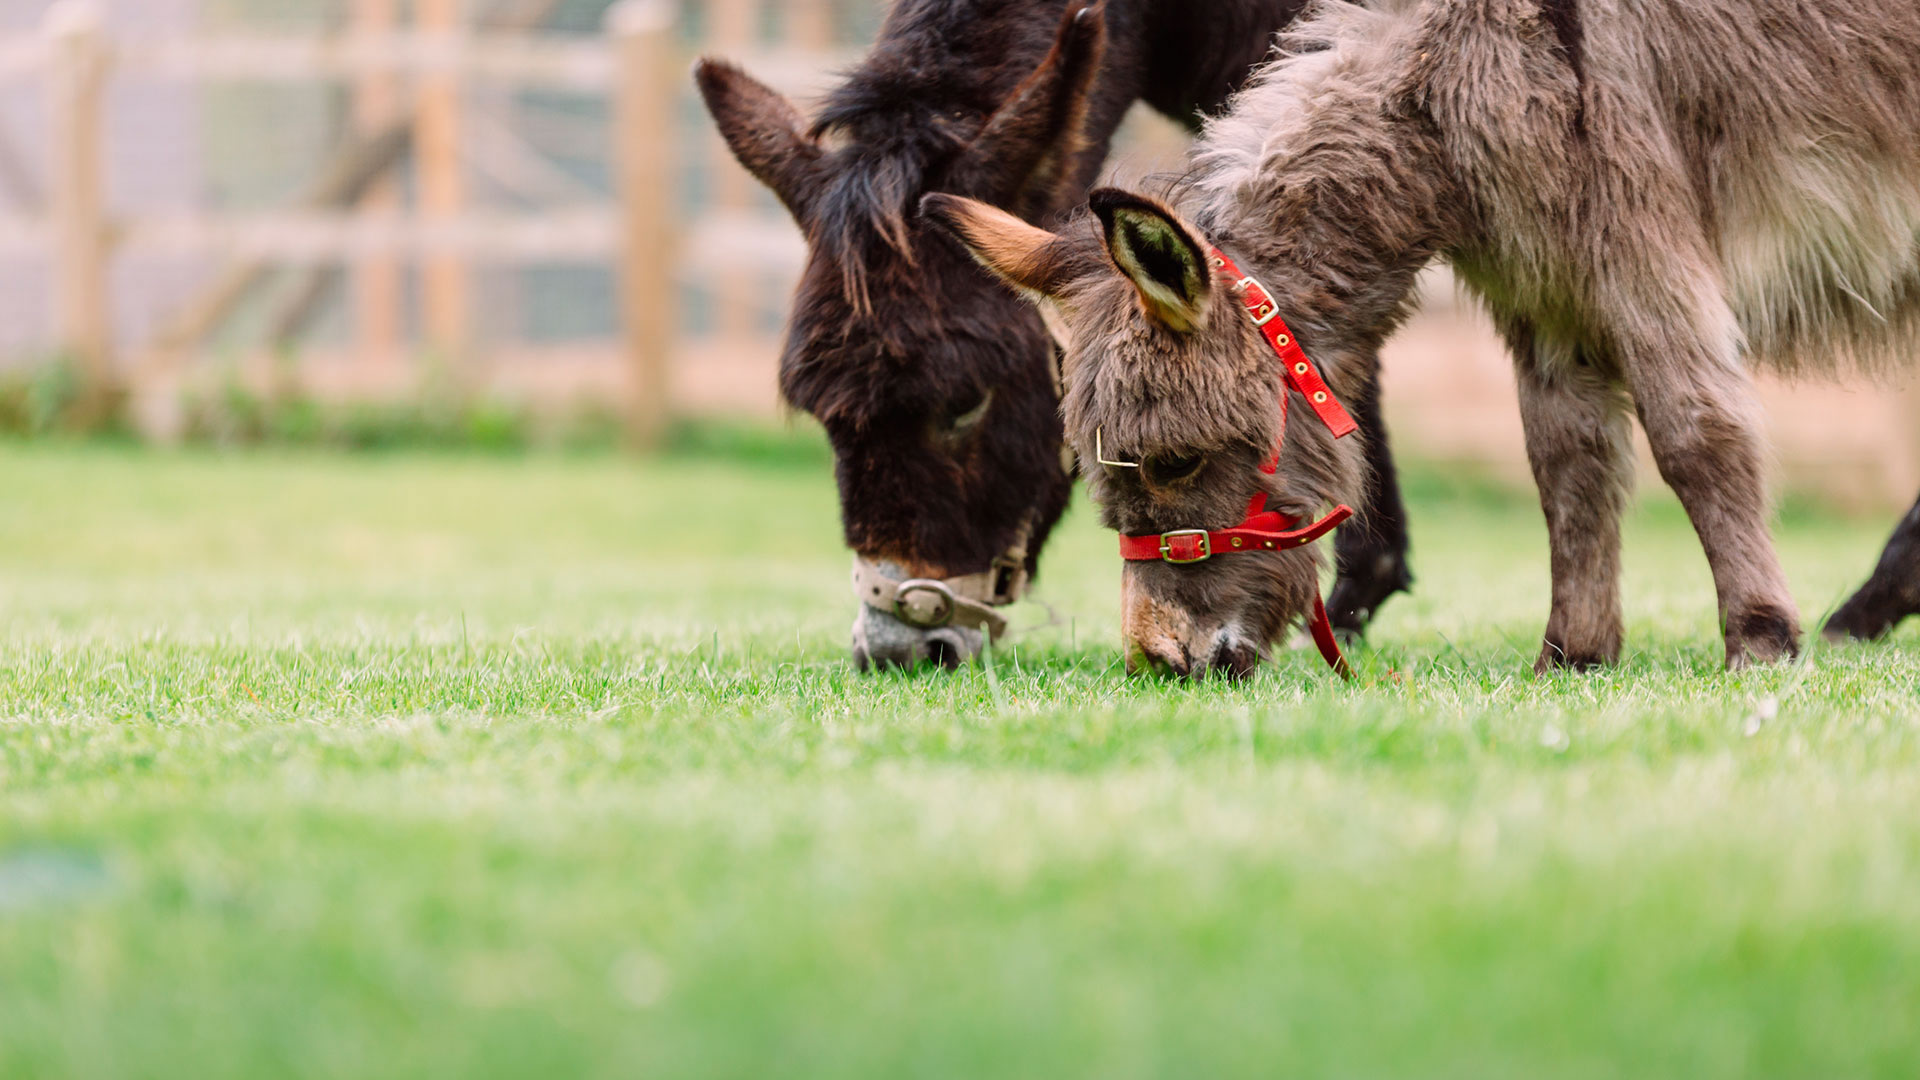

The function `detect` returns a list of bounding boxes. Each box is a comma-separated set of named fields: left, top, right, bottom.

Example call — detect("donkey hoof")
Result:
left=1326, top=552, right=1413, bottom=636
left=1533, top=629, right=1620, bottom=674
left=1822, top=594, right=1905, bottom=644
left=1724, top=605, right=1802, bottom=669
left=1533, top=647, right=1613, bottom=675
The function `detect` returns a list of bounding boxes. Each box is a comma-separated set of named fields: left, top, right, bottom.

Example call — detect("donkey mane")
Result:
left=803, top=115, right=957, bottom=314
left=1187, top=0, right=1420, bottom=213
left=806, top=91, right=962, bottom=310
left=800, top=0, right=1078, bottom=312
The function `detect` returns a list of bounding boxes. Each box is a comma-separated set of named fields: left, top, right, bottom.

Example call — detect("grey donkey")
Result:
left=927, top=0, right=1920, bottom=675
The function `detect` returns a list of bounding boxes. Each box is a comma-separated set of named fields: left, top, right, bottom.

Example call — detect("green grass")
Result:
left=2, top=442, right=1918, bottom=1079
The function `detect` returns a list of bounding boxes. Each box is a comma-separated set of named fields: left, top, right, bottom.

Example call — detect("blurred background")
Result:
left=0, top=0, right=1911, bottom=507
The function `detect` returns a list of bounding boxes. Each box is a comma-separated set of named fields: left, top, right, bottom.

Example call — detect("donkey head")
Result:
left=925, top=188, right=1366, bottom=677
left=695, top=4, right=1110, bottom=670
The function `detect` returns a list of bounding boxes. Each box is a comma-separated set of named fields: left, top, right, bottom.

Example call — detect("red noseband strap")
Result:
left=1117, top=247, right=1359, bottom=679
left=1115, top=504, right=1352, bottom=563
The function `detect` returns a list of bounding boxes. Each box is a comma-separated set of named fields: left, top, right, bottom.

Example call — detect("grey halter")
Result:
left=849, top=521, right=1033, bottom=641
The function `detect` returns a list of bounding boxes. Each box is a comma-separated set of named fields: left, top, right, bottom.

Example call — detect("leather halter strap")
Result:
left=850, top=519, right=1033, bottom=642
left=1116, top=247, right=1359, bottom=679
left=1224, top=254, right=1358, bottom=440
left=1116, top=503, right=1352, bottom=563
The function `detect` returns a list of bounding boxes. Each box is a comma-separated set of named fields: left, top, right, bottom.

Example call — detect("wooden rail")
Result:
left=0, top=30, right=625, bottom=88
left=47, top=2, right=110, bottom=423
left=1, top=0, right=859, bottom=443
left=612, top=0, right=676, bottom=446
left=15, top=1, right=681, bottom=443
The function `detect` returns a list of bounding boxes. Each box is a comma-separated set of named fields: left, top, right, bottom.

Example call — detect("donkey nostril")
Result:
left=925, top=633, right=965, bottom=670
left=1126, top=637, right=1197, bottom=678
left=1155, top=645, right=1193, bottom=679
left=1208, top=641, right=1260, bottom=680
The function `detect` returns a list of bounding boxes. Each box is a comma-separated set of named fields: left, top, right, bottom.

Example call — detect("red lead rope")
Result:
left=1116, top=247, right=1359, bottom=679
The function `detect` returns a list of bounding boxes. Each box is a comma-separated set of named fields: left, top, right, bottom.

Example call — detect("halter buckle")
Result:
left=892, top=579, right=957, bottom=628
left=1159, top=529, right=1212, bottom=564
left=1235, top=276, right=1282, bottom=327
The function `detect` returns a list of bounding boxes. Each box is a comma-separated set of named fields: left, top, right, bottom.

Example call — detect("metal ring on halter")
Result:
left=892, top=578, right=959, bottom=628
left=848, top=517, right=1035, bottom=645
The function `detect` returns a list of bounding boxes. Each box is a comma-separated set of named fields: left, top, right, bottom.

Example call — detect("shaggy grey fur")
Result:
left=938, top=0, right=1920, bottom=673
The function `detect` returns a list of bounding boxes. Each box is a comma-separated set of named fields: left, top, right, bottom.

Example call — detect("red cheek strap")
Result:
left=1108, top=245, right=1363, bottom=679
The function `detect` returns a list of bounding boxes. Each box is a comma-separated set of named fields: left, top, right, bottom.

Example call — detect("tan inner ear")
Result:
left=1107, top=211, right=1209, bottom=332
left=1111, top=247, right=1206, bottom=332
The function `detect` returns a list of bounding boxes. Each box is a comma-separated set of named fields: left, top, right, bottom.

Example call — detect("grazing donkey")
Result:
left=697, top=0, right=1419, bottom=670
left=930, top=0, right=1920, bottom=675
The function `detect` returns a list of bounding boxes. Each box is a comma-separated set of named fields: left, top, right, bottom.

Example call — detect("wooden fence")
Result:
left=0, top=0, right=861, bottom=443
left=0, top=0, right=1912, bottom=508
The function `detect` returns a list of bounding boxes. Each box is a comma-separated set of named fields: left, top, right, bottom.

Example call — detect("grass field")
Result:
left=2, top=439, right=1918, bottom=1079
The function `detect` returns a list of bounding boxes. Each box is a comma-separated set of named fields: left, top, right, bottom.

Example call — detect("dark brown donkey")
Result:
left=696, top=0, right=1415, bottom=669
left=932, top=0, right=1920, bottom=675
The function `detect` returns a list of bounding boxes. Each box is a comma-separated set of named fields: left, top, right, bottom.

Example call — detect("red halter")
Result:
left=1116, top=248, right=1360, bottom=678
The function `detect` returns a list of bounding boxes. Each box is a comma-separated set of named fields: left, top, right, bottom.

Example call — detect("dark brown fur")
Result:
left=1826, top=497, right=1920, bottom=642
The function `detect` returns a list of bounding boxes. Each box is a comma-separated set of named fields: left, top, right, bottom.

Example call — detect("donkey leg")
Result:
left=1328, top=348, right=1414, bottom=636
left=1824, top=492, right=1920, bottom=642
left=1630, top=361, right=1801, bottom=669
left=1516, top=344, right=1635, bottom=672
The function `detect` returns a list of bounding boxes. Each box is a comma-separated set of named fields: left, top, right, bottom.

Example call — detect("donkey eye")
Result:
left=1147, top=453, right=1204, bottom=484
left=947, top=388, right=994, bottom=432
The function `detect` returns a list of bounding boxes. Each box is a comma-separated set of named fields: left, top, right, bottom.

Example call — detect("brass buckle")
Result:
left=1159, top=529, right=1212, bottom=564
left=1235, top=275, right=1282, bottom=327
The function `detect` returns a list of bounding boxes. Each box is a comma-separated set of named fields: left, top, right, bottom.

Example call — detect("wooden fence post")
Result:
left=46, top=0, right=113, bottom=424
left=707, top=0, right=753, bottom=343
left=417, top=0, right=470, bottom=364
left=788, top=0, right=834, bottom=50
left=610, top=0, right=677, bottom=448
left=352, top=0, right=404, bottom=372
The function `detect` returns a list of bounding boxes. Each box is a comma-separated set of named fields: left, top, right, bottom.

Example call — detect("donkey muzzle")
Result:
left=848, top=555, right=1028, bottom=670
left=851, top=605, right=983, bottom=672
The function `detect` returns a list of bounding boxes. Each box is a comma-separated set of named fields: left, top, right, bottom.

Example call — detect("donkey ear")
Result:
left=1089, top=189, right=1213, bottom=332
left=921, top=193, right=1077, bottom=298
left=945, top=2, right=1108, bottom=218
left=694, top=58, right=825, bottom=222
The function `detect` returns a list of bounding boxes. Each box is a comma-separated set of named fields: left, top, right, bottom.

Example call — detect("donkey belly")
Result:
left=1718, top=146, right=1920, bottom=376
left=1629, top=0, right=1920, bottom=376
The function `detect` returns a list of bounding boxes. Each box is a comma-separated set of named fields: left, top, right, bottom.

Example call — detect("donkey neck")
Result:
left=1132, top=0, right=1309, bottom=127
left=1194, top=188, right=1450, bottom=363
left=1185, top=8, right=1464, bottom=364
